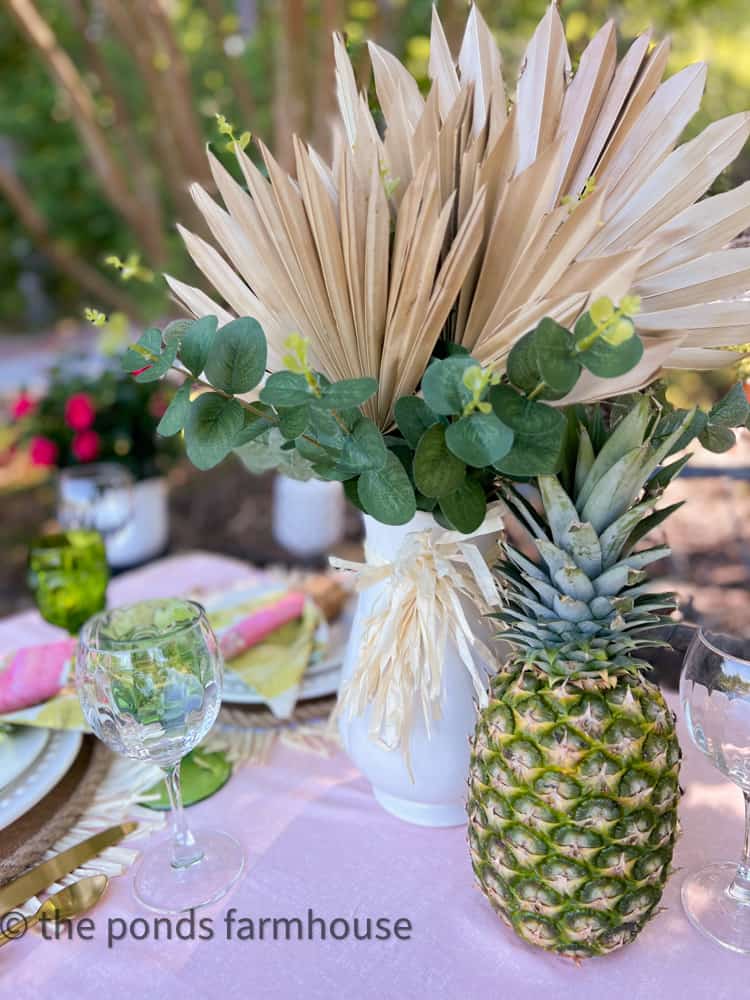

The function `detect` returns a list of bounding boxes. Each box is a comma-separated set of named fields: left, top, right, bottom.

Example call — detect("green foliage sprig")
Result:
left=123, top=299, right=750, bottom=532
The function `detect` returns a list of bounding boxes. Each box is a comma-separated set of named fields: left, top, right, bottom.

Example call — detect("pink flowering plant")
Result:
left=9, top=356, right=179, bottom=480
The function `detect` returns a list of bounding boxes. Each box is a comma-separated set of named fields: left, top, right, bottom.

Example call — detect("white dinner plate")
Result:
left=206, top=583, right=351, bottom=707
left=0, top=726, right=49, bottom=794
left=221, top=662, right=342, bottom=704
left=0, top=729, right=82, bottom=832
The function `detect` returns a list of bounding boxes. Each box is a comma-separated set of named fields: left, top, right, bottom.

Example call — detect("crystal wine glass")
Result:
left=76, top=598, right=245, bottom=913
left=27, top=530, right=109, bottom=635
left=680, top=628, right=750, bottom=953
left=57, top=462, right=134, bottom=540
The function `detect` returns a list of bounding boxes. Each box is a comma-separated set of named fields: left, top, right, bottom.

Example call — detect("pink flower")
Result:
left=30, top=436, right=59, bottom=468
left=64, top=393, right=96, bottom=431
left=10, top=392, right=36, bottom=420
left=71, top=430, right=100, bottom=463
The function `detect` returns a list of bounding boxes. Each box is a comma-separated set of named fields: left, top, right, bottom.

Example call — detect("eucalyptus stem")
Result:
left=169, top=362, right=347, bottom=452
left=527, top=381, right=547, bottom=401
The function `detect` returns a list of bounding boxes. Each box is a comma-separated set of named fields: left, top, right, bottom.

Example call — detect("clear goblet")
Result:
left=680, top=628, right=750, bottom=953
left=76, top=598, right=244, bottom=913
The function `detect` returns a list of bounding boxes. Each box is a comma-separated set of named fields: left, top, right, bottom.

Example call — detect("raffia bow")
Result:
left=331, top=505, right=504, bottom=769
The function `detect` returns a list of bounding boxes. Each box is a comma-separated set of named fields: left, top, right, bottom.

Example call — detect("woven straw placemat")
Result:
left=0, top=737, right=112, bottom=885
left=218, top=694, right=336, bottom=729
left=212, top=694, right=339, bottom=765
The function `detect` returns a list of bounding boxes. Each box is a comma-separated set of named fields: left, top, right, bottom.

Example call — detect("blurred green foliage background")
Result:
left=0, top=0, right=748, bottom=331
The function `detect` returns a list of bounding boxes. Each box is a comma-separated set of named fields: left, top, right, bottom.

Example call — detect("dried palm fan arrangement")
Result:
left=167, top=3, right=750, bottom=428
left=125, top=4, right=750, bottom=531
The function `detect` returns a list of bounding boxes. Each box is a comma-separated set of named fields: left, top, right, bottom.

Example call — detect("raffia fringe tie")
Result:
left=330, top=504, right=504, bottom=766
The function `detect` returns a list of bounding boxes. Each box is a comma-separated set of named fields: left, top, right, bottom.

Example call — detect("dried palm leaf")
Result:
left=171, top=4, right=750, bottom=428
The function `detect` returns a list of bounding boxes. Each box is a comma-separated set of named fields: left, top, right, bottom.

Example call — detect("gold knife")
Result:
left=0, top=822, right=136, bottom=914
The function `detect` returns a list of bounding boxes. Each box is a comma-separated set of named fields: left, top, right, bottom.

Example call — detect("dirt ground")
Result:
left=2, top=444, right=750, bottom=634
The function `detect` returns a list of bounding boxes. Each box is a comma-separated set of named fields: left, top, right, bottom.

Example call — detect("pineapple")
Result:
left=467, top=398, right=690, bottom=958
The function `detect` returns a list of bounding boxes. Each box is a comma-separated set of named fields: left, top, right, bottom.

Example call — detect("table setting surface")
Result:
left=0, top=551, right=746, bottom=1000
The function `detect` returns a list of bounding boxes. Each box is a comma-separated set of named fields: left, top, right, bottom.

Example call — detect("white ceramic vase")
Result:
left=272, top=475, right=347, bottom=558
left=106, top=476, right=169, bottom=569
left=338, top=512, right=500, bottom=827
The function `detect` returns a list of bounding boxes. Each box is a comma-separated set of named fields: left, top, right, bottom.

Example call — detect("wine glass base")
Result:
left=682, top=862, right=750, bottom=954
left=134, top=829, right=245, bottom=914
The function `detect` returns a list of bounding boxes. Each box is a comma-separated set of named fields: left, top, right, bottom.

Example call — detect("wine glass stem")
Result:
left=729, top=790, right=750, bottom=905
left=163, top=763, right=204, bottom=869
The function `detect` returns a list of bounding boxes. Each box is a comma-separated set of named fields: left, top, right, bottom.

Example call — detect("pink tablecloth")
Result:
left=1, top=552, right=747, bottom=999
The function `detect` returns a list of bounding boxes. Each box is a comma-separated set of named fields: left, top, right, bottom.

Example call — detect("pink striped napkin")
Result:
left=0, top=591, right=306, bottom=715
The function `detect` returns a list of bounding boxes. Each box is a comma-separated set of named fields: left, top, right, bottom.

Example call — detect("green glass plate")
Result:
left=142, top=748, right=233, bottom=810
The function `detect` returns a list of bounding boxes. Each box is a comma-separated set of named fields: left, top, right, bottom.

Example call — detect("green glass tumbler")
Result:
left=27, top=530, right=109, bottom=635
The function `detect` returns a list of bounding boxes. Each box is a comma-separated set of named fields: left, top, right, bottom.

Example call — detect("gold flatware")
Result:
left=0, top=822, right=136, bottom=914
left=0, top=875, right=108, bottom=946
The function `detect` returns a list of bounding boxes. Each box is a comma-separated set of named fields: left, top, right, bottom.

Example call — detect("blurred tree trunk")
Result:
left=311, top=0, right=342, bottom=157
left=204, top=0, right=257, bottom=127
left=273, top=0, right=308, bottom=170
left=5, top=0, right=166, bottom=263
left=134, top=0, right=212, bottom=188
left=440, top=0, right=465, bottom=52
left=100, top=0, right=209, bottom=230
left=63, top=0, right=160, bottom=222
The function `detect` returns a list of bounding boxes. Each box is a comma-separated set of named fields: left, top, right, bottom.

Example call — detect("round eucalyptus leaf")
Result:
left=340, top=418, right=387, bottom=472
left=232, top=404, right=275, bottom=447
left=534, top=318, right=580, bottom=395
left=699, top=423, right=736, bottom=453
left=445, top=412, right=513, bottom=467
left=421, top=356, right=475, bottom=415
left=157, top=381, right=191, bottom=437
left=277, top=404, right=310, bottom=440
left=307, top=406, right=346, bottom=449
left=185, top=392, right=246, bottom=470
left=578, top=334, right=644, bottom=378
left=358, top=451, right=417, bottom=525
left=413, top=423, right=467, bottom=497
left=319, top=377, right=378, bottom=409
left=490, top=385, right=566, bottom=477
left=574, top=313, right=644, bottom=378
left=415, top=491, right=437, bottom=512
left=394, top=396, right=440, bottom=448
left=506, top=331, right=540, bottom=395
left=204, top=317, right=267, bottom=393
left=295, top=433, right=336, bottom=464
left=709, top=382, right=750, bottom=428
left=260, top=371, right=313, bottom=408
left=179, top=316, right=218, bottom=378
left=122, top=328, right=163, bottom=376
left=438, top=477, right=487, bottom=533
left=343, top=476, right=366, bottom=513
left=163, top=318, right=195, bottom=343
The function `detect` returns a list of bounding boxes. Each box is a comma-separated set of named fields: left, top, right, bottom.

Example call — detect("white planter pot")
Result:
left=106, top=477, right=169, bottom=569
left=272, top=475, right=347, bottom=557
left=338, top=512, right=500, bottom=827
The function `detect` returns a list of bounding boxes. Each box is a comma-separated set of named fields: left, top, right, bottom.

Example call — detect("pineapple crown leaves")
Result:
left=494, top=398, right=700, bottom=678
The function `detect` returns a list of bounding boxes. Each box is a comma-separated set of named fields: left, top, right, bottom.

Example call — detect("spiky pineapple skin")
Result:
left=467, top=662, right=680, bottom=958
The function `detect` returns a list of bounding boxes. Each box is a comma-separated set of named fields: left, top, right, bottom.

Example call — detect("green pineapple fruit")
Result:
left=467, top=398, right=692, bottom=958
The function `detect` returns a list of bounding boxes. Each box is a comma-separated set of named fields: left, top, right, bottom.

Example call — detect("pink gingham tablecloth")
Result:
left=0, top=551, right=746, bottom=999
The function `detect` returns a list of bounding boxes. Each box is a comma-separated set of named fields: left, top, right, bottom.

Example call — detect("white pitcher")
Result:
left=338, top=512, right=501, bottom=827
